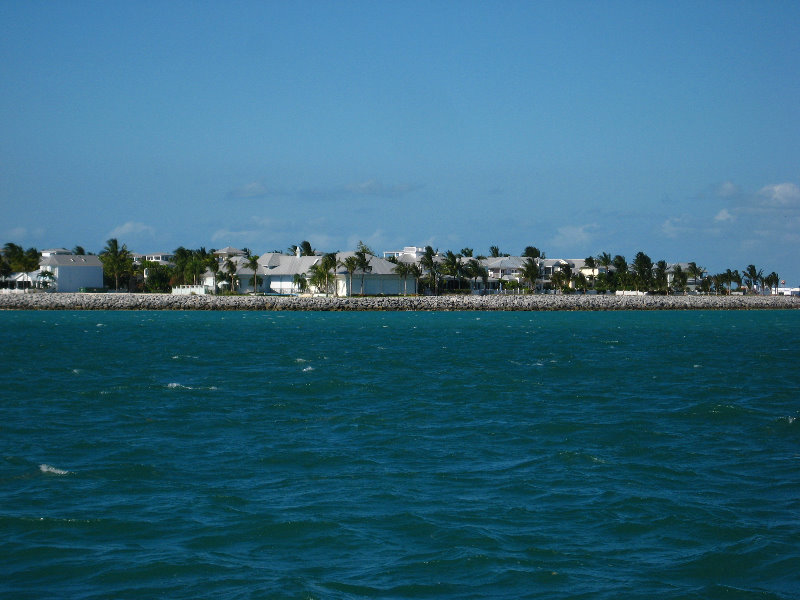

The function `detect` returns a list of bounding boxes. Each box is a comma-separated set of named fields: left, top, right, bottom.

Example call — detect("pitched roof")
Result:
left=214, top=246, right=245, bottom=256
left=40, top=255, right=102, bottom=267
left=257, top=252, right=285, bottom=268
left=483, top=256, right=527, bottom=269
left=265, top=256, right=322, bottom=276
left=333, top=252, right=399, bottom=275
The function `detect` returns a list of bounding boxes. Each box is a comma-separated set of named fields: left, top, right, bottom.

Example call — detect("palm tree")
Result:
left=420, top=246, right=439, bottom=295
left=224, top=257, right=239, bottom=292
left=292, top=272, right=308, bottom=294
left=583, top=256, right=597, bottom=289
left=0, top=252, right=11, bottom=282
left=764, top=271, right=780, bottom=295
left=441, top=250, right=461, bottom=292
left=354, top=242, right=373, bottom=295
left=172, top=246, right=191, bottom=285
left=671, top=265, right=688, bottom=294
left=308, top=261, right=330, bottom=294
left=187, top=253, right=207, bottom=285
left=460, top=247, right=474, bottom=258
left=299, top=240, right=315, bottom=256
left=596, top=251, right=612, bottom=275
left=711, top=273, right=724, bottom=295
left=743, top=264, right=763, bottom=294
left=72, top=245, right=86, bottom=255
left=3, top=242, right=25, bottom=271
left=654, top=260, right=668, bottom=294
left=462, top=259, right=476, bottom=292
left=408, top=263, right=423, bottom=295
left=246, top=254, right=261, bottom=293
left=343, top=255, right=359, bottom=296
left=99, top=238, right=131, bottom=291
left=489, top=245, right=501, bottom=258
left=22, top=247, right=40, bottom=277
left=206, top=256, right=221, bottom=294
left=320, top=253, right=338, bottom=296
left=632, top=252, right=653, bottom=292
left=612, top=255, right=628, bottom=290
left=575, top=272, right=589, bottom=293
left=560, top=262, right=573, bottom=292
left=38, top=269, right=55, bottom=290
left=393, top=261, right=411, bottom=295
left=521, top=257, right=539, bottom=293
left=551, top=269, right=565, bottom=293
left=687, top=262, right=704, bottom=291
left=523, top=246, right=543, bottom=259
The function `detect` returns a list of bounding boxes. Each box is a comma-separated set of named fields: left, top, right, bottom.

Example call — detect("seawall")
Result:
left=2, top=292, right=799, bottom=311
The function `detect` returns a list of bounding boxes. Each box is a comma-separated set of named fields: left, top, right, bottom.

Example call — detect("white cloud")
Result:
left=228, top=181, right=275, bottom=199
left=107, top=222, right=155, bottom=239
left=757, top=183, right=800, bottom=208
left=550, top=224, right=595, bottom=248
left=661, top=217, right=685, bottom=238
left=714, top=208, right=735, bottom=222
left=344, top=180, right=422, bottom=198
left=716, top=181, right=739, bottom=198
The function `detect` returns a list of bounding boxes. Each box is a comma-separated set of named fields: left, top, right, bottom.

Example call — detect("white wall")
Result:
left=53, top=266, right=103, bottom=292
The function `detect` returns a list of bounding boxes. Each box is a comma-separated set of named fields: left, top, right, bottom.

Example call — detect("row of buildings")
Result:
left=3, top=244, right=794, bottom=295
left=0, top=244, right=700, bottom=295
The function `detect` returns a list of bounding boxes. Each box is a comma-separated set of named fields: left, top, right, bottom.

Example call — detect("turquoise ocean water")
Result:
left=1, top=310, right=799, bottom=599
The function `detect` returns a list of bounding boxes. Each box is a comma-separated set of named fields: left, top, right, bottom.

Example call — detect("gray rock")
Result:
left=1, top=292, right=799, bottom=311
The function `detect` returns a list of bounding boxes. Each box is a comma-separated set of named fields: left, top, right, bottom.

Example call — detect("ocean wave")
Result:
left=165, top=382, right=218, bottom=391
left=39, top=464, right=69, bottom=475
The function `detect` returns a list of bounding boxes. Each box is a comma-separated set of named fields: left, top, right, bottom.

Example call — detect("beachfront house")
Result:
left=333, top=252, right=412, bottom=296
left=203, top=254, right=267, bottom=294
left=258, top=252, right=414, bottom=296
left=38, top=253, right=104, bottom=292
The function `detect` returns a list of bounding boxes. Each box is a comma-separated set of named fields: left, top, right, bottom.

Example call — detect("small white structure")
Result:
left=384, top=246, right=426, bottom=261
left=172, top=284, right=210, bottom=295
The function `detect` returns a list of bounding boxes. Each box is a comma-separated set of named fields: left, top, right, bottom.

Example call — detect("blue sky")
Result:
left=3, top=1, right=799, bottom=282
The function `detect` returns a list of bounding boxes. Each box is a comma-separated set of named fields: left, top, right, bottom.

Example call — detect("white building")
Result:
left=203, top=251, right=417, bottom=296
left=38, top=254, right=104, bottom=292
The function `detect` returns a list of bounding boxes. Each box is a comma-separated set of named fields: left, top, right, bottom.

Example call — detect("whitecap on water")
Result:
left=302, top=366, right=314, bottom=372
left=39, top=464, right=69, bottom=475
left=167, top=382, right=192, bottom=389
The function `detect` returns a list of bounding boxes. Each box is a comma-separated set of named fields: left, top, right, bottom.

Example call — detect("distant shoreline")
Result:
left=2, top=292, right=799, bottom=311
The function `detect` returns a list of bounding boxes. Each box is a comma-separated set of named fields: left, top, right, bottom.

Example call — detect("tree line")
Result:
left=1, top=239, right=782, bottom=295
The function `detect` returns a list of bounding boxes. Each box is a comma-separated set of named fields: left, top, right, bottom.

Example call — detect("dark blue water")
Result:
left=2, top=310, right=799, bottom=599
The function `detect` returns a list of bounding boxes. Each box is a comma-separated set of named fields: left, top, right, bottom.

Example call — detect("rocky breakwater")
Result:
left=2, top=292, right=800, bottom=311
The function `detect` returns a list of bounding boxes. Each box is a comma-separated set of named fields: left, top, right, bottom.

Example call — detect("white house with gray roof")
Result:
left=203, top=251, right=416, bottom=296
left=38, top=253, right=103, bottom=292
